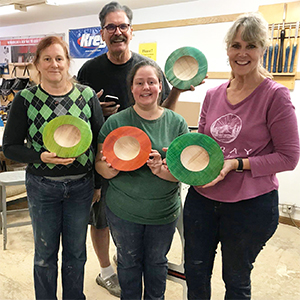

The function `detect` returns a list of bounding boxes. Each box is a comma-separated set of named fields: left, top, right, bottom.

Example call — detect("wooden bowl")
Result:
left=102, top=126, right=151, bottom=171
left=164, top=46, right=208, bottom=90
left=43, top=115, right=92, bottom=158
left=166, top=132, right=223, bottom=186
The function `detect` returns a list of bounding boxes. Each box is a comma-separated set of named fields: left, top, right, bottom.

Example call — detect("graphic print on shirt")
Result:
left=210, top=113, right=242, bottom=143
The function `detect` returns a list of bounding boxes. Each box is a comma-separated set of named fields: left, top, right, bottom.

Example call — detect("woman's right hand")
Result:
left=95, top=144, right=119, bottom=179
left=40, top=151, right=75, bottom=165
left=100, top=153, right=120, bottom=177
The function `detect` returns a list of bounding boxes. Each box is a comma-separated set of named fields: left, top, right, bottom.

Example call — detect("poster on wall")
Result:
left=69, top=26, right=108, bottom=59
left=139, top=42, right=157, bottom=61
left=0, top=34, right=64, bottom=64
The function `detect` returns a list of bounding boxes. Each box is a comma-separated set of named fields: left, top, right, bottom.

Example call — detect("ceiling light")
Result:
left=0, top=4, right=27, bottom=16
left=46, top=0, right=86, bottom=5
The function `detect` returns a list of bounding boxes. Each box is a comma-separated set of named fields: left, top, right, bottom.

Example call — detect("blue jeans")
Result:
left=26, top=172, right=94, bottom=300
left=183, top=187, right=279, bottom=300
left=106, top=206, right=178, bottom=300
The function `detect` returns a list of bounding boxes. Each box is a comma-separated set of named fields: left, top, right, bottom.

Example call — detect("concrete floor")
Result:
left=1, top=196, right=300, bottom=300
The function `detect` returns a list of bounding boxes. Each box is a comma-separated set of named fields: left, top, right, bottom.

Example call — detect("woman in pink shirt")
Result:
left=183, top=13, right=300, bottom=300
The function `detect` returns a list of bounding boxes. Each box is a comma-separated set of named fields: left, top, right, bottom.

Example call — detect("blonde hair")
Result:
left=225, top=12, right=272, bottom=79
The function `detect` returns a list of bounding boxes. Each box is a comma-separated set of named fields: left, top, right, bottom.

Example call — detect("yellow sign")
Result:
left=139, top=42, right=157, bottom=61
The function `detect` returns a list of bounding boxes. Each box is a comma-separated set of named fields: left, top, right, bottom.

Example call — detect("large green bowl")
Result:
left=43, top=115, right=92, bottom=158
left=166, top=132, right=223, bottom=186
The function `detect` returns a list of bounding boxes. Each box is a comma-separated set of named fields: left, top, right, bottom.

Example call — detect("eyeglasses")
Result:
left=103, top=23, right=131, bottom=34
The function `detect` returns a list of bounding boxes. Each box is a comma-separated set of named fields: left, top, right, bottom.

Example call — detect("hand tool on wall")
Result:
left=283, top=25, right=291, bottom=73
left=272, top=24, right=280, bottom=73
left=277, top=3, right=287, bottom=73
left=268, top=24, right=275, bottom=72
left=263, top=48, right=267, bottom=68
left=289, top=21, right=299, bottom=73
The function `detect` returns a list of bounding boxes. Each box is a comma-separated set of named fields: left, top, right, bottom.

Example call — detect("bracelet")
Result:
left=236, top=158, right=243, bottom=172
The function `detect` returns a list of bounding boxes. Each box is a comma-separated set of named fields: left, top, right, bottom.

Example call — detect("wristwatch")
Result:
left=236, top=158, right=243, bottom=172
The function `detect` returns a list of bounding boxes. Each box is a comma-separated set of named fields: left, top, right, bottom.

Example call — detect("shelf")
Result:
left=272, top=73, right=296, bottom=76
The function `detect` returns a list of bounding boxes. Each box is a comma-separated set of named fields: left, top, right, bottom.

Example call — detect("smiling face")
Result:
left=131, top=65, right=162, bottom=109
left=36, top=43, right=70, bottom=86
left=101, top=10, right=133, bottom=59
left=227, top=27, right=264, bottom=78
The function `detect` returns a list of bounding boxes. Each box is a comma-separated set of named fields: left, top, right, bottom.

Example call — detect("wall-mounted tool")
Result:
left=289, top=21, right=299, bottom=73
left=263, top=47, right=267, bottom=68
left=273, top=24, right=280, bottom=73
left=268, top=24, right=275, bottom=72
left=278, top=3, right=287, bottom=73
left=284, top=24, right=292, bottom=73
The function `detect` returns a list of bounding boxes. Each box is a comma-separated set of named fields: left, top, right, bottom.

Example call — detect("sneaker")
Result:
left=96, top=273, right=121, bottom=297
left=113, top=254, right=118, bottom=266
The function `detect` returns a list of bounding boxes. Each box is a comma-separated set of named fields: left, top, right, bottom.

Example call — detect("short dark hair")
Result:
left=99, top=1, right=133, bottom=28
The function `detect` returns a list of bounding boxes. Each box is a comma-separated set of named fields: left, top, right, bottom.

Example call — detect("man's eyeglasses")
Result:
left=103, top=23, right=131, bottom=34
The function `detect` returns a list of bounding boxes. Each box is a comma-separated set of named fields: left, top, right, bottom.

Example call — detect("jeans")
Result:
left=183, top=187, right=279, bottom=300
left=106, top=206, right=178, bottom=300
left=26, top=172, right=94, bottom=300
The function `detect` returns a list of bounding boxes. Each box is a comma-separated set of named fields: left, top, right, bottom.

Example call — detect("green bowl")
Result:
left=166, top=132, right=223, bottom=186
left=164, top=46, right=208, bottom=90
left=43, top=115, right=92, bottom=158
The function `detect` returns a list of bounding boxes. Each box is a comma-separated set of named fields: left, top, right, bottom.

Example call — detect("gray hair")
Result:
left=99, top=1, right=133, bottom=28
left=225, top=12, right=269, bottom=50
left=225, top=12, right=272, bottom=79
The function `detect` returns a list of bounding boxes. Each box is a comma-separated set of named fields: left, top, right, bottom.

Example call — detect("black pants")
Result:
left=183, top=187, right=279, bottom=300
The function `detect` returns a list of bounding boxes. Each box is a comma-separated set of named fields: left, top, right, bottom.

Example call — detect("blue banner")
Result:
left=69, top=26, right=108, bottom=59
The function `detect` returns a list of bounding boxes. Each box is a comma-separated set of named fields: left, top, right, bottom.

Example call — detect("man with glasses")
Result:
left=77, top=1, right=189, bottom=297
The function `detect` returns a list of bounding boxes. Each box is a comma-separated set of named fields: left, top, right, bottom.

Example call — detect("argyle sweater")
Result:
left=3, top=84, right=104, bottom=181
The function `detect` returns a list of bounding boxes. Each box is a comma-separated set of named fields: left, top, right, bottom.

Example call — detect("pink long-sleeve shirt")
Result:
left=195, top=78, right=300, bottom=202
